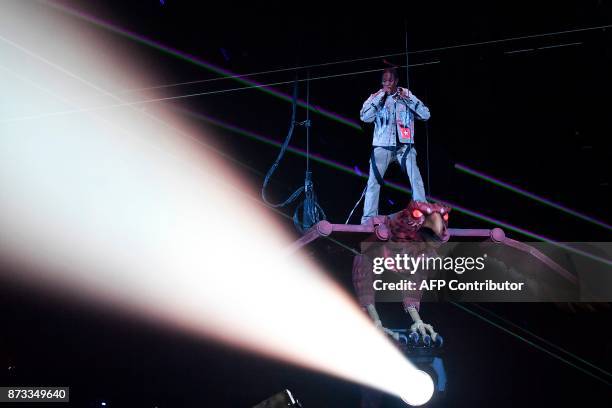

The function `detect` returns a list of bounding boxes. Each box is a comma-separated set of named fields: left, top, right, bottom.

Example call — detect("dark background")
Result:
left=1, top=1, right=611, bottom=407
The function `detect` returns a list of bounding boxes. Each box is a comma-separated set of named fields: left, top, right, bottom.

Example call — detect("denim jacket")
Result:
left=360, top=89, right=430, bottom=147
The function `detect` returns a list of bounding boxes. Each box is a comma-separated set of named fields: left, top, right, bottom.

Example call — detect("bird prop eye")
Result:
left=412, top=209, right=423, bottom=219
left=443, top=213, right=449, bottom=222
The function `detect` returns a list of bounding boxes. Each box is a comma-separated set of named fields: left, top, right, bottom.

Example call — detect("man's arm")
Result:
left=360, top=89, right=386, bottom=123
left=398, top=88, right=431, bottom=121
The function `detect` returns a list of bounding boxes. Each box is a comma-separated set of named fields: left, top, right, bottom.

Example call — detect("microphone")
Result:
left=379, top=90, right=389, bottom=107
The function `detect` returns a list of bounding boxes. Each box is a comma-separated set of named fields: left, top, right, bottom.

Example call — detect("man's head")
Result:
left=382, top=67, right=399, bottom=94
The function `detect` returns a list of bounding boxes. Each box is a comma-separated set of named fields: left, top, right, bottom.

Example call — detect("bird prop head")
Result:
left=389, top=201, right=451, bottom=243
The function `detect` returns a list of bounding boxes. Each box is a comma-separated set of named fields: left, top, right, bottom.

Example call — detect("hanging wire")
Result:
left=405, top=20, right=415, bottom=201
left=0, top=61, right=440, bottom=124
left=404, top=20, right=411, bottom=92
left=404, top=20, right=421, bottom=202
left=117, top=23, right=612, bottom=95
left=425, top=88, right=431, bottom=195
left=294, top=70, right=326, bottom=233
left=6, top=14, right=599, bottom=124
left=306, top=70, right=310, bottom=174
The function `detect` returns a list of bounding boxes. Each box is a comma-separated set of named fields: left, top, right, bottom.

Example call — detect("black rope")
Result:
left=261, top=74, right=326, bottom=233
left=261, top=78, right=304, bottom=208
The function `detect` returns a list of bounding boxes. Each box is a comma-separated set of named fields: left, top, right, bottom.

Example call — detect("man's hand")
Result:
left=396, top=87, right=411, bottom=98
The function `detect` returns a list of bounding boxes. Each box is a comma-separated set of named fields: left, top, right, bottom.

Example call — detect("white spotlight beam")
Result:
left=0, top=2, right=432, bottom=405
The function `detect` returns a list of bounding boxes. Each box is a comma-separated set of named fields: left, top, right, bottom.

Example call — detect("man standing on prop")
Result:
left=360, top=66, right=430, bottom=224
